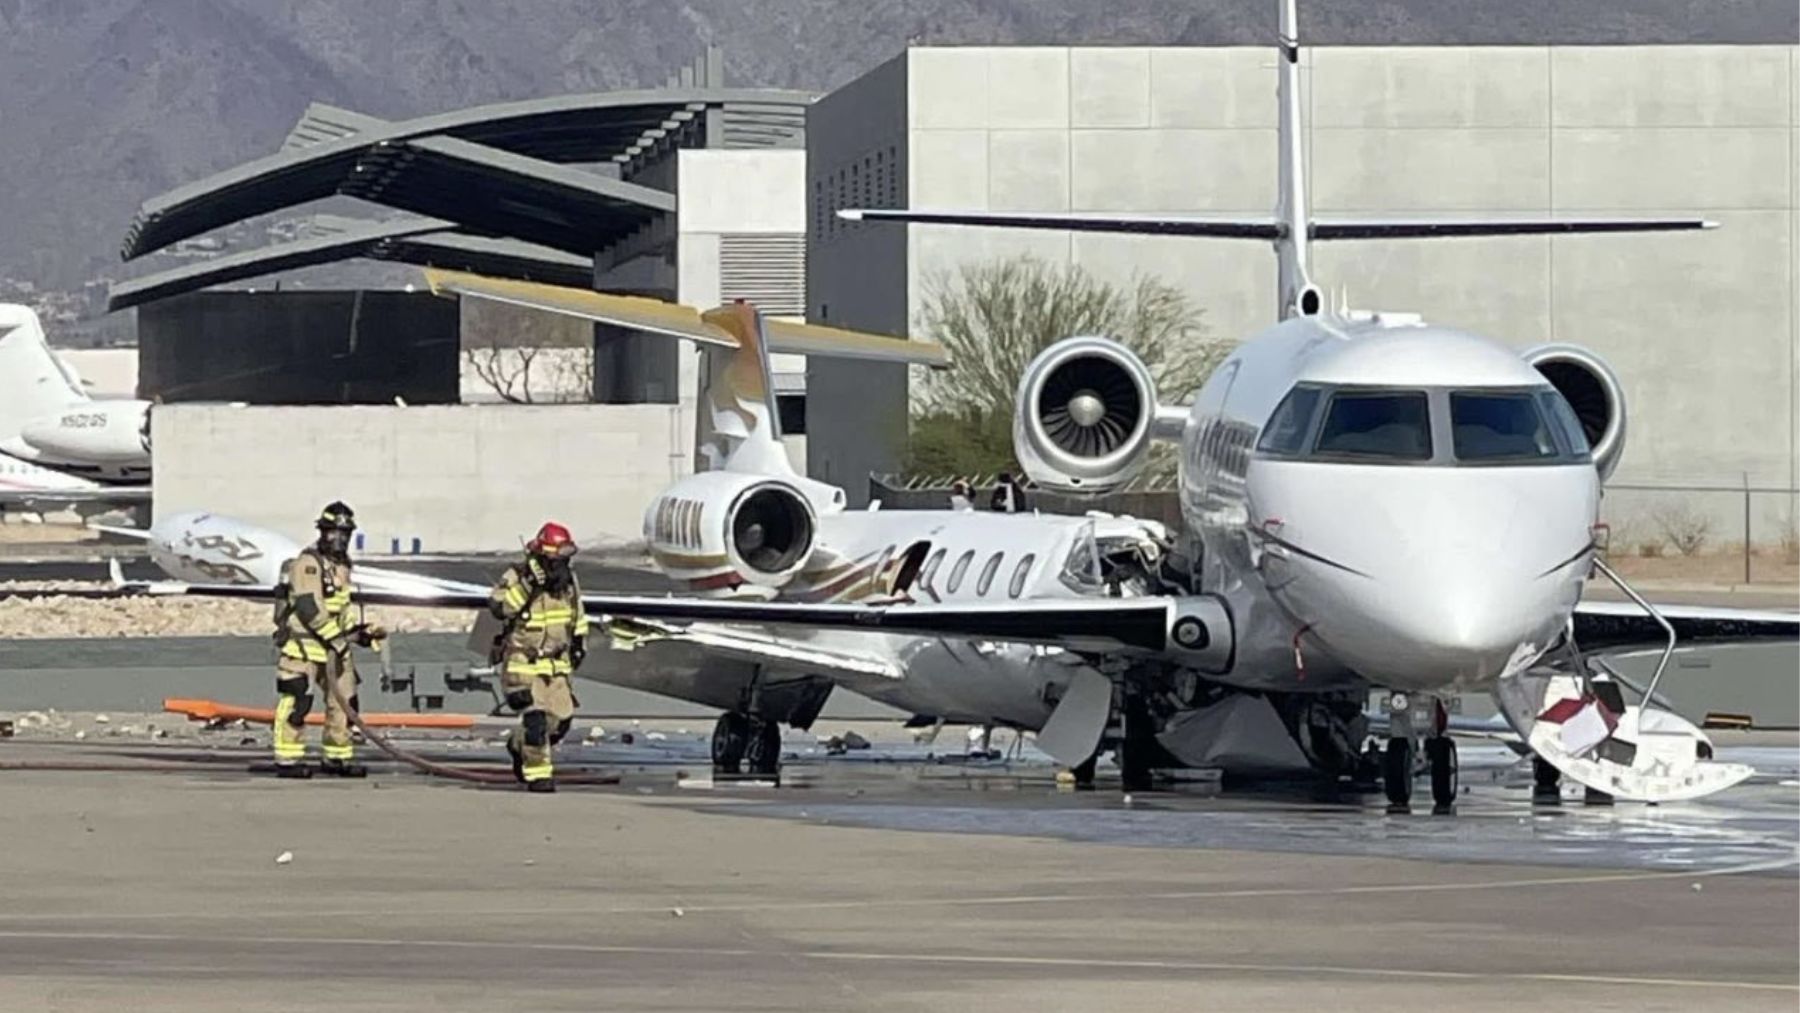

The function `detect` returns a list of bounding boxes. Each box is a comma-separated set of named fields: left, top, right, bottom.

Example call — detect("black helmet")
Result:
left=316, top=501, right=357, bottom=533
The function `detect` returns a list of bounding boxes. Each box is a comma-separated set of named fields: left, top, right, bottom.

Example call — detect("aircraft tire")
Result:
left=1426, top=735, right=1457, bottom=814
left=712, top=712, right=748, bottom=774
left=743, top=718, right=782, bottom=776
left=1531, top=754, right=1561, bottom=803
left=1382, top=737, right=1414, bottom=812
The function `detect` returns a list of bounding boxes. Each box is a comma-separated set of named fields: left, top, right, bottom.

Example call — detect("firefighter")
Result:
left=489, top=522, right=589, bottom=793
left=270, top=501, right=383, bottom=778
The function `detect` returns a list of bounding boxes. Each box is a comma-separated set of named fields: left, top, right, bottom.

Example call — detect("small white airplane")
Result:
left=0, top=304, right=151, bottom=511
left=127, top=0, right=1798, bottom=808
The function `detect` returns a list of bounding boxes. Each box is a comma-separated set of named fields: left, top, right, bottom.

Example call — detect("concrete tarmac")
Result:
left=0, top=740, right=1794, bottom=1011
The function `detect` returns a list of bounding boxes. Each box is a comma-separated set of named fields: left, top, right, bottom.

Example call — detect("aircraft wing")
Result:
left=1572, top=599, right=1799, bottom=651
left=121, top=576, right=1178, bottom=655
left=607, top=617, right=905, bottom=683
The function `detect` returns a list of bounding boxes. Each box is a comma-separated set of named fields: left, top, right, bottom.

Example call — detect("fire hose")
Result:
left=323, top=636, right=620, bottom=787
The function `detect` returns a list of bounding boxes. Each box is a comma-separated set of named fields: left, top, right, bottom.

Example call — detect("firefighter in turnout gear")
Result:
left=489, top=522, right=589, bottom=793
left=270, top=501, right=383, bottom=778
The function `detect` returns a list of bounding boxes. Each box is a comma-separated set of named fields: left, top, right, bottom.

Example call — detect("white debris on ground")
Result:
left=0, top=584, right=473, bottom=639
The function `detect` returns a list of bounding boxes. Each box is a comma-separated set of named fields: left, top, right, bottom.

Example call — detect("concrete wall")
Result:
left=153, top=403, right=688, bottom=552
left=810, top=44, right=1800, bottom=517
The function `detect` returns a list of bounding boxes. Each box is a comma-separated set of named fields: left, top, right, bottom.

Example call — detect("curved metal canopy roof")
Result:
left=107, top=217, right=595, bottom=311
left=121, top=87, right=811, bottom=261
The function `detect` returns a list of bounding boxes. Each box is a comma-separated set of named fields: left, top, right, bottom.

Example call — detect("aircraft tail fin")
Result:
left=0, top=304, right=87, bottom=444
left=423, top=269, right=947, bottom=475
left=840, top=0, right=1715, bottom=320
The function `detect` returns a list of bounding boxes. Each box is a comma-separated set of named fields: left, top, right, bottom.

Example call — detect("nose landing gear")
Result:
left=1381, top=694, right=1458, bottom=815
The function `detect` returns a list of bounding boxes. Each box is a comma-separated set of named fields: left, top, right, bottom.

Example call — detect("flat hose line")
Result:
left=324, top=652, right=620, bottom=787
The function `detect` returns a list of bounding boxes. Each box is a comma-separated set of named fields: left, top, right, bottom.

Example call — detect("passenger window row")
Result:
left=916, top=547, right=1036, bottom=598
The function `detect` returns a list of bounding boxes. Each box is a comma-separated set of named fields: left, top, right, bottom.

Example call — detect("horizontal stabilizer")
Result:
left=1310, top=217, right=1718, bottom=240
left=424, top=269, right=948, bottom=367
left=839, top=208, right=1280, bottom=239
left=840, top=210, right=1717, bottom=242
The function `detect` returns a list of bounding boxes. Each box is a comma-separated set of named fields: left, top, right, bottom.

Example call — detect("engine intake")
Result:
left=730, top=483, right=813, bottom=578
left=1523, top=344, right=1627, bottom=481
left=1015, top=337, right=1159, bottom=493
left=644, top=472, right=821, bottom=597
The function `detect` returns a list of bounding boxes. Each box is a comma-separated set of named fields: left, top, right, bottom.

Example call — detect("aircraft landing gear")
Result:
left=1426, top=735, right=1458, bottom=815
left=1532, top=754, right=1561, bottom=804
left=713, top=712, right=782, bottom=777
left=712, top=712, right=748, bottom=774
left=1069, top=754, right=1098, bottom=790
left=742, top=717, right=782, bottom=777
left=1382, top=737, right=1414, bottom=813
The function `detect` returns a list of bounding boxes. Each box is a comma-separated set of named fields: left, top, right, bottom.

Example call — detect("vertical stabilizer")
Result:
left=0, top=305, right=86, bottom=444
left=1274, top=0, right=1319, bottom=319
left=694, top=303, right=795, bottom=477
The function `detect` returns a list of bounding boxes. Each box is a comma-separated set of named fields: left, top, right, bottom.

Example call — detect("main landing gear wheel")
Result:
left=742, top=718, right=782, bottom=777
left=1069, top=754, right=1098, bottom=790
left=712, top=712, right=749, bottom=774
left=1382, top=737, right=1414, bottom=813
left=1532, top=754, right=1561, bottom=804
left=1426, top=736, right=1458, bottom=815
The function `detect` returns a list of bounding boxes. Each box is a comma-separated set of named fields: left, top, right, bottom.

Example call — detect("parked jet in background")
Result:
left=0, top=304, right=151, bottom=511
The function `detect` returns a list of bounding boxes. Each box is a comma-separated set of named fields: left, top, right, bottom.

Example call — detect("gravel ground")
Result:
left=0, top=587, right=476, bottom=639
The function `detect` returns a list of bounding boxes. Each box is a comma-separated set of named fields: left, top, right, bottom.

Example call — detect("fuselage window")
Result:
left=946, top=550, right=975, bottom=593
left=1314, top=391, right=1432, bottom=461
left=1450, top=392, right=1558, bottom=462
left=1255, top=385, right=1322, bottom=455
left=1008, top=553, right=1036, bottom=598
left=975, top=552, right=1004, bottom=596
left=919, top=548, right=946, bottom=591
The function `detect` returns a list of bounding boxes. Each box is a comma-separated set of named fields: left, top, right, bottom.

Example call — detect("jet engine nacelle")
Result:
left=1014, top=337, right=1162, bottom=494
left=643, top=471, right=822, bottom=599
left=20, top=399, right=151, bottom=466
left=1522, top=344, right=1627, bottom=482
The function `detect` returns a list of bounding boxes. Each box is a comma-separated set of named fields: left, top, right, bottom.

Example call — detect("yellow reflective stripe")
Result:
left=272, top=697, right=306, bottom=759
left=322, top=743, right=354, bottom=761
left=506, top=658, right=574, bottom=677
left=314, top=619, right=343, bottom=641
left=282, top=639, right=329, bottom=662
left=522, top=761, right=553, bottom=781
left=503, top=585, right=528, bottom=609
left=575, top=612, right=591, bottom=635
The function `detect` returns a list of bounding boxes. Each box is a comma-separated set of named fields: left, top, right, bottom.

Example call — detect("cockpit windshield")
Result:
left=1255, top=384, right=1592, bottom=466
left=1450, top=392, right=1557, bottom=461
left=1315, top=391, right=1432, bottom=460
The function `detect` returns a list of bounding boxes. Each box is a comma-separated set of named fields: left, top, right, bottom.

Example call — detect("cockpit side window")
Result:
left=1313, top=391, right=1432, bottom=461
left=1450, top=392, right=1558, bottom=462
left=1536, top=390, right=1592, bottom=457
left=1255, top=385, right=1322, bottom=455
